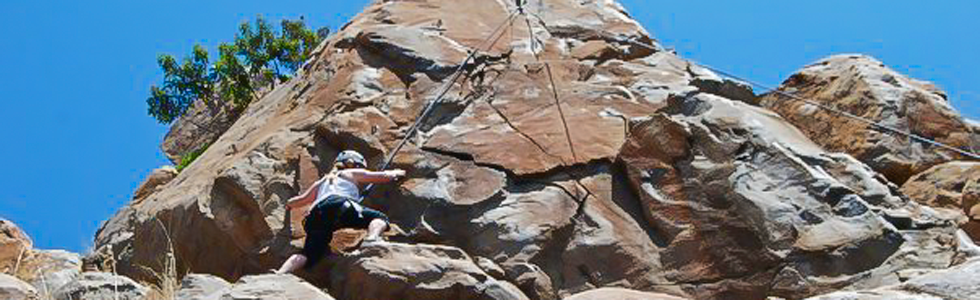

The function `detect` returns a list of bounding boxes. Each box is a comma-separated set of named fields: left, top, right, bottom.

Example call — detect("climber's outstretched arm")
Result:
left=343, top=169, right=406, bottom=184
left=286, top=177, right=325, bottom=208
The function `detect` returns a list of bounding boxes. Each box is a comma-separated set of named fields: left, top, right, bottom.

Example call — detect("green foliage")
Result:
left=277, top=18, right=323, bottom=77
left=214, top=43, right=255, bottom=109
left=146, top=45, right=214, bottom=124
left=176, top=142, right=210, bottom=172
left=146, top=16, right=327, bottom=124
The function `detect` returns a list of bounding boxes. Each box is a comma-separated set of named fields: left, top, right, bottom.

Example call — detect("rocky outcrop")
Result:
left=88, top=0, right=976, bottom=299
left=564, top=287, right=687, bottom=300
left=54, top=272, right=148, bottom=300
left=93, top=0, right=696, bottom=287
left=758, top=55, right=978, bottom=185
left=13, top=250, right=81, bottom=299
left=327, top=242, right=526, bottom=300
left=901, top=161, right=980, bottom=241
left=807, top=258, right=980, bottom=300
left=0, top=274, right=38, bottom=300
left=132, top=166, right=179, bottom=203
left=963, top=178, right=980, bottom=241
left=0, top=220, right=82, bottom=298
left=1, top=219, right=32, bottom=274
left=901, top=161, right=980, bottom=210
left=618, top=93, right=958, bottom=299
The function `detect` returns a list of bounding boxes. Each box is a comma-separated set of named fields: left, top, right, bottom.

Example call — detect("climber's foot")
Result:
left=360, top=236, right=386, bottom=247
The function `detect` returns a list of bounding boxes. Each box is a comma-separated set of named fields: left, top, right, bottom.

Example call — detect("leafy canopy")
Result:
left=147, top=16, right=326, bottom=124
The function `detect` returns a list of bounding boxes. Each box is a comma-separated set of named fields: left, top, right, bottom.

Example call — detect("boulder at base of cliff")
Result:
left=217, top=274, right=334, bottom=300
left=807, top=258, right=980, bottom=300
left=0, top=218, right=32, bottom=273
left=328, top=242, right=528, bottom=300
left=758, top=55, right=978, bottom=185
left=53, top=272, right=148, bottom=300
left=564, top=287, right=688, bottom=300
left=174, top=274, right=231, bottom=300
left=0, top=274, right=38, bottom=300
left=14, top=250, right=81, bottom=299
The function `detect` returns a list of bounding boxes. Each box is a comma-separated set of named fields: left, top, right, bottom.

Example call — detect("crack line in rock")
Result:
left=485, top=97, right=569, bottom=164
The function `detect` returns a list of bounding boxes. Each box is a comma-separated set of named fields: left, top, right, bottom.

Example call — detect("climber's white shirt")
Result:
left=314, top=175, right=360, bottom=205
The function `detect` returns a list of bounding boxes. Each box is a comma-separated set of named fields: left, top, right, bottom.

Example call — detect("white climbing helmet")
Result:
left=335, top=150, right=367, bottom=168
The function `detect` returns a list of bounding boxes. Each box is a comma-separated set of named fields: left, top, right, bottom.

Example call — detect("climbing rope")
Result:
left=519, top=10, right=596, bottom=202
left=361, top=11, right=521, bottom=198
left=602, top=34, right=980, bottom=160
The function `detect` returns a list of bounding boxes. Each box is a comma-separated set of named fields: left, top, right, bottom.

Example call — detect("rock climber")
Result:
left=275, top=150, right=406, bottom=274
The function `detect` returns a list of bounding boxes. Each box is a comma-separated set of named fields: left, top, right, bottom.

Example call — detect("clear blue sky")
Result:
left=1, top=1, right=977, bottom=253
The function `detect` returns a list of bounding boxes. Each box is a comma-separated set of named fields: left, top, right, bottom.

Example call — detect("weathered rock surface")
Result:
left=132, top=166, right=179, bottom=203
left=758, top=55, right=979, bottom=185
left=0, top=218, right=32, bottom=274
left=901, top=161, right=980, bottom=211
left=807, top=258, right=980, bottom=300
left=217, top=274, right=334, bottom=300
left=54, top=272, right=148, bottom=300
left=93, top=0, right=699, bottom=287
left=0, top=274, right=38, bottom=300
left=963, top=178, right=980, bottom=241
left=89, top=0, right=977, bottom=299
left=901, top=161, right=980, bottom=242
left=174, top=274, right=231, bottom=300
left=618, top=93, right=958, bottom=299
left=328, top=242, right=526, bottom=300
left=564, top=287, right=687, bottom=300
left=14, top=250, right=82, bottom=298
left=162, top=98, right=239, bottom=165
left=0, top=219, right=82, bottom=298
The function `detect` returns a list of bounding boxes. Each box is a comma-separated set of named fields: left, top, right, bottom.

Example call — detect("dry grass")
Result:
left=133, top=216, right=183, bottom=300
left=10, top=242, right=27, bottom=275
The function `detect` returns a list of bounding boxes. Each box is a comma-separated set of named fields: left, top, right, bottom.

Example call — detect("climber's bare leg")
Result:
left=364, top=219, right=388, bottom=242
left=276, top=254, right=307, bottom=274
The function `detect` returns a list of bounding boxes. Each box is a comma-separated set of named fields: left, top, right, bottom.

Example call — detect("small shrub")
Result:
left=176, top=143, right=210, bottom=172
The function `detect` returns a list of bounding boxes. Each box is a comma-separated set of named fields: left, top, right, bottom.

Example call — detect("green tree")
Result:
left=235, top=16, right=279, bottom=86
left=214, top=43, right=257, bottom=110
left=146, top=16, right=326, bottom=124
left=146, top=45, right=214, bottom=124
left=276, top=18, right=324, bottom=77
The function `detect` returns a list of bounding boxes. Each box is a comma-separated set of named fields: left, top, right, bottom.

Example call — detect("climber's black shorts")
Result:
left=301, top=195, right=388, bottom=268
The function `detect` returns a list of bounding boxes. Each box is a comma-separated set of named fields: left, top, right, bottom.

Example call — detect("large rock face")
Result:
left=758, top=55, right=979, bottom=185
left=90, top=0, right=975, bottom=299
